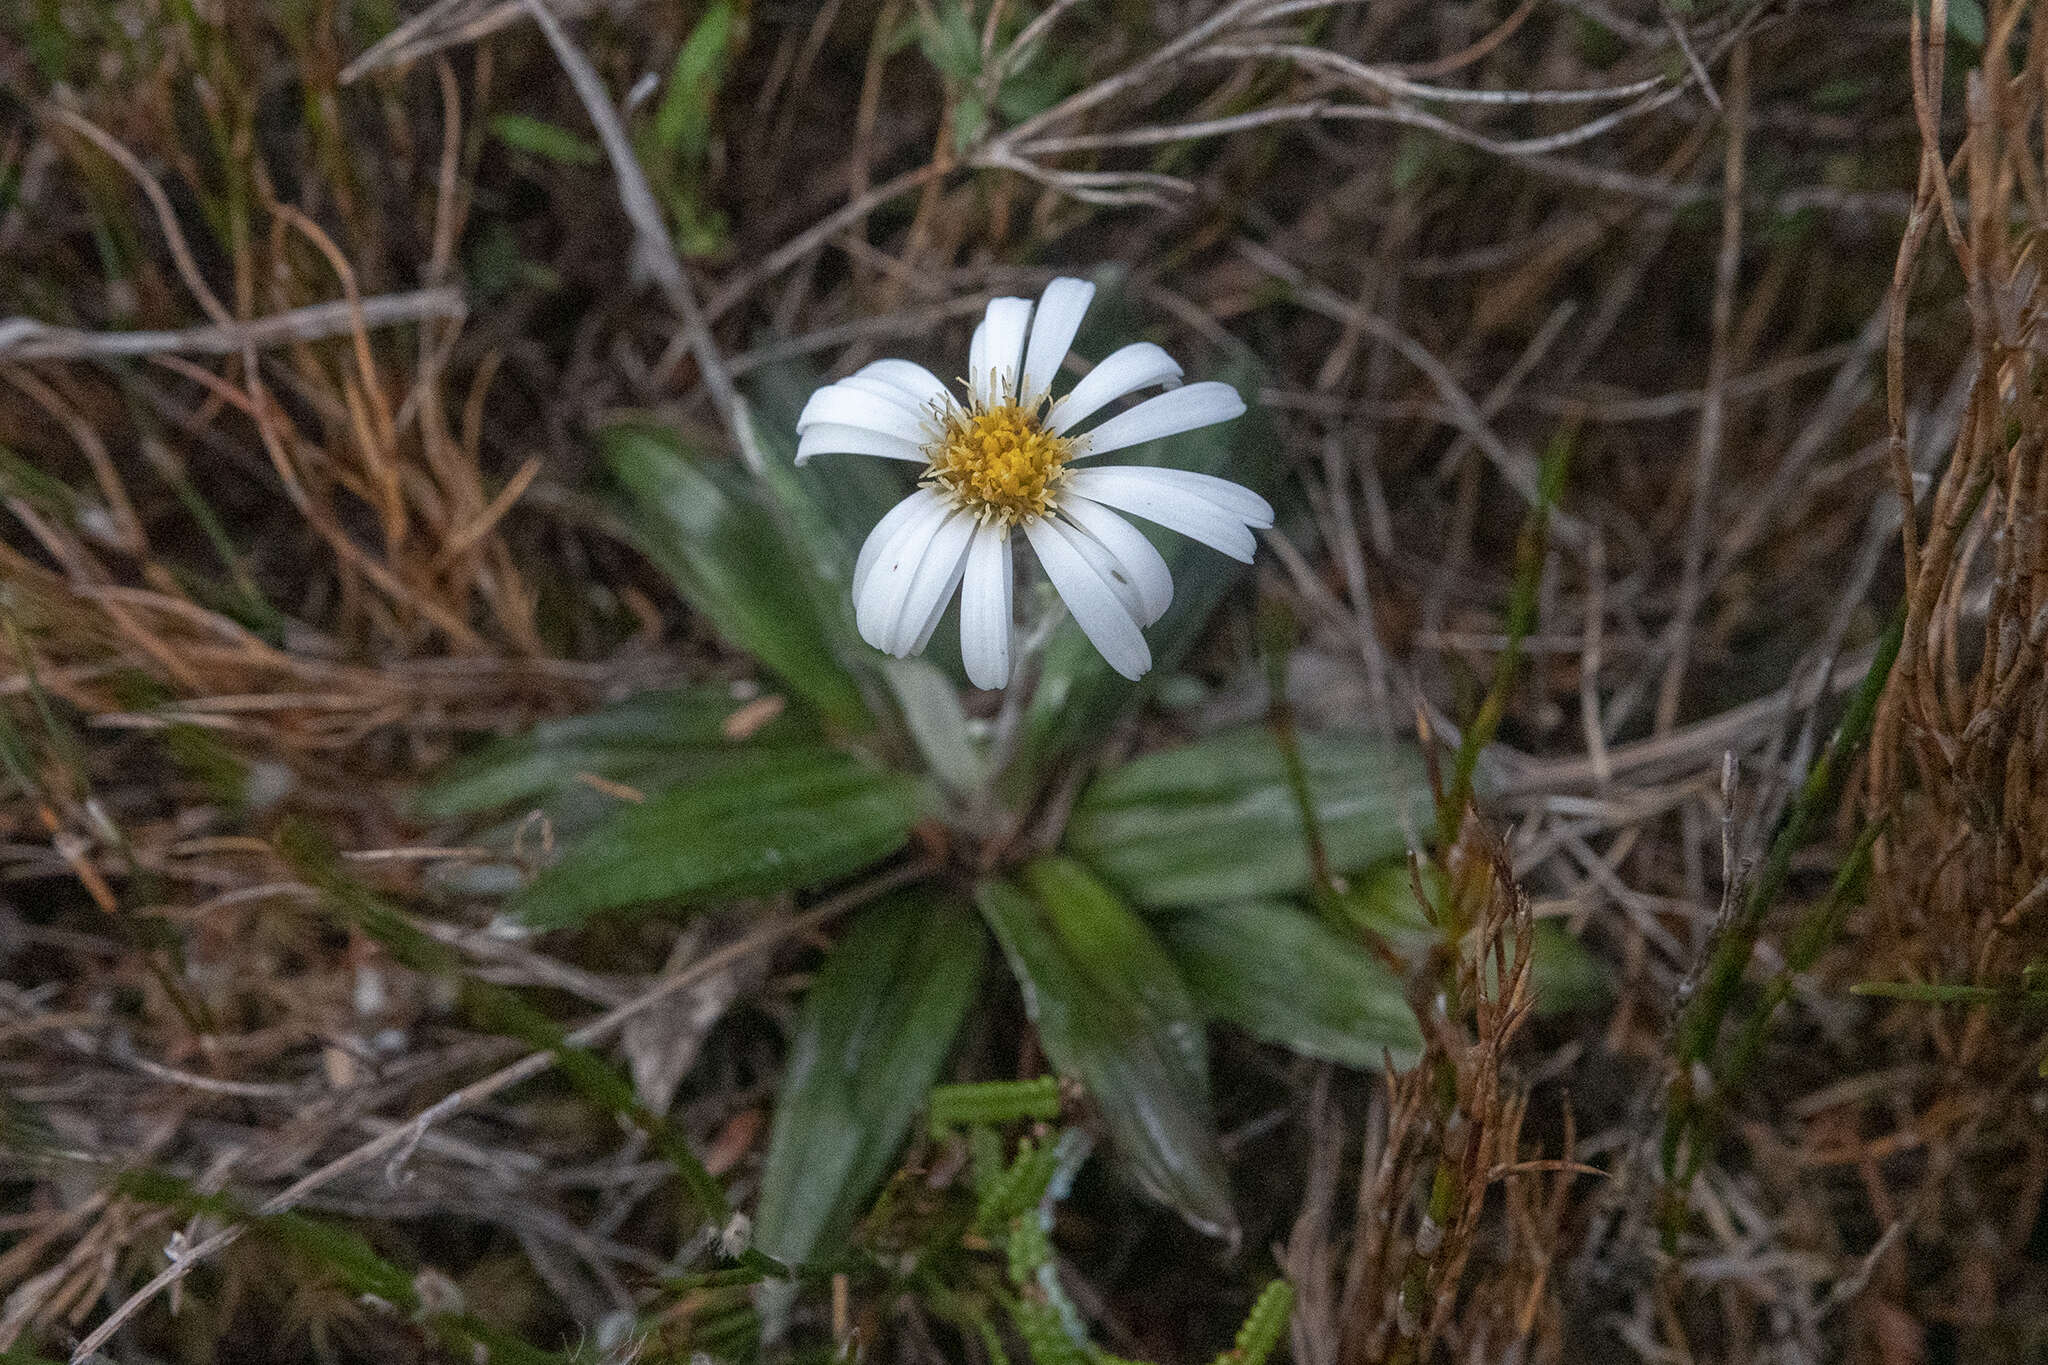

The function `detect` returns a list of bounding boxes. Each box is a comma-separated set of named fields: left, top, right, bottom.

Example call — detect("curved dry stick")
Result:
left=519, top=0, right=740, bottom=434
left=44, top=107, right=233, bottom=327
left=0, top=289, right=466, bottom=361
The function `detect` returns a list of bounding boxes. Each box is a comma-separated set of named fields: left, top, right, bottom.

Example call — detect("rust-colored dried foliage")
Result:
left=1282, top=825, right=1570, bottom=1365
left=1850, top=0, right=2048, bottom=1344
left=1870, top=2, right=2048, bottom=1065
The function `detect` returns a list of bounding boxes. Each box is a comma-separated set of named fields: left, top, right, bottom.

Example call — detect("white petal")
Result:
left=885, top=508, right=976, bottom=656
left=1093, top=465, right=1274, bottom=525
left=1048, top=342, right=1183, bottom=435
left=856, top=491, right=953, bottom=645
left=855, top=359, right=959, bottom=415
left=797, top=384, right=934, bottom=445
left=966, top=320, right=989, bottom=400
left=840, top=373, right=929, bottom=407
left=960, top=524, right=1014, bottom=690
left=1024, top=517, right=1151, bottom=681
left=1020, top=277, right=1095, bottom=407
left=1059, top=496, right=1173, bottom=625
left=854, top=489, right=940, bottom=602
left=910, top=561, right=963, bottom=654
left=1056, top=511, right=1146, bottom=625
left=1071, top=380, right=1245, bottom=457
left=798, top=375, right=919, bottom=427
left=796, top=422, right=928, bottom=466
left=974, top=297, right=1033, bottom=406
left=1066, top=467, right=1259, bottom=563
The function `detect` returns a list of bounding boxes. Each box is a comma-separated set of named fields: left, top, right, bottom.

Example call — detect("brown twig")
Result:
left=0, top=289, right=466, bottom=361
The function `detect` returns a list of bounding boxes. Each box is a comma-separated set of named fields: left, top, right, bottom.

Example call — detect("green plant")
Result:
left=414, top=330, right=1442, bottom=1349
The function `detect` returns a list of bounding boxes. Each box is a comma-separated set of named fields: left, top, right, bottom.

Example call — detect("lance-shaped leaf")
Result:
left=415, top=686, right=810, bottom=821
left=1067, top=728, right=1432, bottom=907
left=511, top=746, right=925, bottom=929
left=979, top=869, right=1237, bottom=1242
left=606, top=421, right=871, bottom=730
left=1340, top=859, right=1610, bottom=1017
left=753, top=892, right=985, bottom=1268
left=1022, top=857, right=1207, bottom=1079
left=1161, top=900, right=1422, bottom=1070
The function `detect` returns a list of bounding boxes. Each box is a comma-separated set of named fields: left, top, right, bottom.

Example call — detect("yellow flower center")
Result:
left=922, top=401, right=1074, bottom=525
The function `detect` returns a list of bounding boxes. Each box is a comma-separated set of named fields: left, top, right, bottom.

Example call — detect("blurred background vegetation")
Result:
left=4, top=0, right=2046, bottom=1362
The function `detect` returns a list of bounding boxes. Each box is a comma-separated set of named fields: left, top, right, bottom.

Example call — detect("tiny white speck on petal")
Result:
left=1060, top=496, right=1174, bottom=625
left=1024, top=517, right=1151, bottom=680
left=855, top=491, right=952, bottom=647
left=854, top=489, right=942, bottom=602
left=885, top=507, right=977, bottom=656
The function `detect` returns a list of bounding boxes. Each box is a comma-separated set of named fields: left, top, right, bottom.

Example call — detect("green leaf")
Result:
left=606, top=421, right=872, bottom=730
left=952, top=92, right=988, bottom=154
left=648, top=0, right=741, bottom=257
left=753, top=892, right=985, bottom=1267
left=0, top=1091, right=52, bottom=1160
left=917, top=3, right=983, bottom=81
left=1335, top=859, right=1441, bottom=957
left=1527, top=920, right=1609, bottom=1014
left=979, top=874, right=1237, bottom=1241
left=120, top=1169, right=579, bottom=1364
left=415, top=685, right=810, bottom=820
left=1338, top=860, right=1609, bottom=1017
left=0, top=444, right=87, bottom=518
left=1216, top=1279, right=1296, bottom=1365
left=1909, top=0, right=1984, bottom=46
left=743, top=363, right=907, bottom=593
left=653, top=0, right=739, bottom=162
left=994, top=44, right=1084, bottom=124
left=1014, top=353, right=1276, bottom=776
left=928, top=1076, right=1062, bottom=1135
left=1161, top=901, right=1421, bottom=1070
left=1022, top=858, right=1206, bottom=1079
left=490, top=113, right=601, bottom=165
left=0, top=1345, right=69, bottom=1365
left=1067, top=728, right=1433, bottom=907
left=511, top=745, right=925, bottom=929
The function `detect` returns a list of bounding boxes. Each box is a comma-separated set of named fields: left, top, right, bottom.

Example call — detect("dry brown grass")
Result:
left=4, top=1, right=2041, bottom=1361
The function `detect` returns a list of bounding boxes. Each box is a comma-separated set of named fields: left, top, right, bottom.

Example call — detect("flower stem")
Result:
left=984, top=579, right=1066, bottom=785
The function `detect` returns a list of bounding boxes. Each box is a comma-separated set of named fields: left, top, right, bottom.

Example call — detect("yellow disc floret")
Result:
left=922, top=401, right=1075, bottom=525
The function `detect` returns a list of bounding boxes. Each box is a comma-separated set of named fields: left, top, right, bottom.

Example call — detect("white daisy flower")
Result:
left=795, top=277, right=1274, bottom=689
